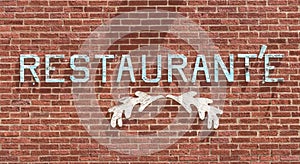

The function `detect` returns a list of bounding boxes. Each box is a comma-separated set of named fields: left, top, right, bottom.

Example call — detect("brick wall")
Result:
left=0, top=0, right=299, bottom=163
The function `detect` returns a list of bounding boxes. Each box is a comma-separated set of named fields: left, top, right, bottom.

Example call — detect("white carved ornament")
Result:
left=108, top=91, right=223, bottom=129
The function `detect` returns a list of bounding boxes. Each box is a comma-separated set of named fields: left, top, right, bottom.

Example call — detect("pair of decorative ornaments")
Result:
left=109, top=91, right=223, bottom=129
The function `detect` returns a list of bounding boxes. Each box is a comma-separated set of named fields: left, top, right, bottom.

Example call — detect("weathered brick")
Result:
left=0, top=0, right=298, bottom=163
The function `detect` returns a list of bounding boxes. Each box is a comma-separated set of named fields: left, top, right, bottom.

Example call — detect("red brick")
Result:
left=0, top=0, right=298, bottom=163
